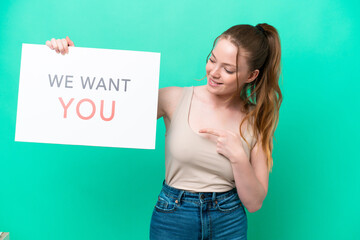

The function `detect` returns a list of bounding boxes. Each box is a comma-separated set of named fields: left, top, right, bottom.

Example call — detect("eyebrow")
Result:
left=211, top=52, right=236, bottom=68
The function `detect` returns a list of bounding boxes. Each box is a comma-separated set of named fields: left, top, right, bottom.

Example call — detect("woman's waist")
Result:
left=161, top=179, right=238, bottom=202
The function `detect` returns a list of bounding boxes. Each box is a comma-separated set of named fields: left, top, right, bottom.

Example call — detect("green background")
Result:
left=1, top=0, right=359, bottom=239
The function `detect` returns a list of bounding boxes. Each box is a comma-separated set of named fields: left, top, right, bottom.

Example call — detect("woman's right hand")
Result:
left=45, top=36, right=75, bottom=55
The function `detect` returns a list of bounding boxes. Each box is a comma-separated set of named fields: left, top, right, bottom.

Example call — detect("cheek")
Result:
left=205, top=62, right=212, bottom=73
left=226, top=75, right=239, bottom=86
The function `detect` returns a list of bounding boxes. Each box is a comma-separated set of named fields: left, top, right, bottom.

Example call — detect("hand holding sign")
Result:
left=45, top=36, right=75, bottom=55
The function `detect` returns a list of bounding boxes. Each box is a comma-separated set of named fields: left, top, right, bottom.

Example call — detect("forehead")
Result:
left=212, top=38, right=249, bottom=66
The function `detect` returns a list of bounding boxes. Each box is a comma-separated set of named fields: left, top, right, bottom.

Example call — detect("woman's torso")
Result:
left=163, top=85, right=256, bottom=192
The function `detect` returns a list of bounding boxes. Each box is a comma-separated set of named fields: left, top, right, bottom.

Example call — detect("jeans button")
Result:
left=200, top=194, right=205, bottom=200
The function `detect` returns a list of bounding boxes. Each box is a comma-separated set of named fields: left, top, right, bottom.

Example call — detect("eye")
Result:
left=225, top=69, right=235, bottom=74
left=209, top=58, right=215, bottom=63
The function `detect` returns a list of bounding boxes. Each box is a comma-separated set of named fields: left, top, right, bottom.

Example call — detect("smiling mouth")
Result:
left=209, top=78, right=223, bottom=86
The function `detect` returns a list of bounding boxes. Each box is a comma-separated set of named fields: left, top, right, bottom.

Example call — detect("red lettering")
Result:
left=76, top=98, right=96, bottom=120
left=100, top=100, right=115, bottom=121
left=59, top=97, right=74, bottom=118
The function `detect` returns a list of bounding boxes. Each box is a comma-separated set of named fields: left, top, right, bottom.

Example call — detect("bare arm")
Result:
left=230, top=136, right=270, bottom=213
left=157, top=87, right=183, bottom=120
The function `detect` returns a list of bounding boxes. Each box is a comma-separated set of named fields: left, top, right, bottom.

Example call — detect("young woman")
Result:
left=46, top=23, right=282, bottom=239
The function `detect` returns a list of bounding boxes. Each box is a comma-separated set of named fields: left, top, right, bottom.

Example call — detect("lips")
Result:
left=208, top=77, right=223, bottom=86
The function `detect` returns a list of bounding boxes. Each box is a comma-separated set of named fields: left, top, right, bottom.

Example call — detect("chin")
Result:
left=206, top=84, right=224, bottom=96
left=206, top=83, right=218, bottom=92
left=206, top=84, right=237, bottom=100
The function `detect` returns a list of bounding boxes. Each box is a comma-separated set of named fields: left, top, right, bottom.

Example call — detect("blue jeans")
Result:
left=150, top=180, right=247, bottom=240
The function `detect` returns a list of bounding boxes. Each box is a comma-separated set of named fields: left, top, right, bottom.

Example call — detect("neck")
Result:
left=199, top=85, right=243, bottom=110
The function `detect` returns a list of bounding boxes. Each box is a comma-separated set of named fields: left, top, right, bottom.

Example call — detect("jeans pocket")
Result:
left=154, top=190, right=178, bottom=213
left=216, top=193, right=243, bottom=212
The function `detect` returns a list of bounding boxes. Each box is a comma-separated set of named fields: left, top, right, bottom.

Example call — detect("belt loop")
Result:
left=176, top=190, right=184, bottom=205
left=212, top=192, right=217, bottom=208
left=212, top=192, right=216, bottom=202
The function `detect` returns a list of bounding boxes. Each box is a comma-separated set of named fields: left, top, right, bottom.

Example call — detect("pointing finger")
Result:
left=198, top=128, right=222, bottom=137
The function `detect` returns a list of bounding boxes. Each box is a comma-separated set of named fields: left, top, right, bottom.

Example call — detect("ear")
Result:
left=246, top=69, right=260, bottom=83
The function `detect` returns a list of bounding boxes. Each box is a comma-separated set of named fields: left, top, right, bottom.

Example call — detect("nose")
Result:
left=210, top=65, right=221, bottom=79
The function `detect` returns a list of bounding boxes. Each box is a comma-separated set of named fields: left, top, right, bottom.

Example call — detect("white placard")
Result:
left=15, top=43, right=160, bottom=149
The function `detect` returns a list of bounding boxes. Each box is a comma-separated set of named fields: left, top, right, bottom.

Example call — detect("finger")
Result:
left=198, top=128, right=221, bottom=137
left=56, top=39, right=65, bottom=55
left=216, top=143, right=225, bottom=156
left=45, top=40, right=54, bottom=50
left=66, top=36, right=75, bottom=47
left=61, top=38, right=68, bottom=54
left=51, top=38, right=59, bottom=53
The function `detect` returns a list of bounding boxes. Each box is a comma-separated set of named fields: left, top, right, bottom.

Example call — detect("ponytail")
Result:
left=216, top=23, right=283, bottom=172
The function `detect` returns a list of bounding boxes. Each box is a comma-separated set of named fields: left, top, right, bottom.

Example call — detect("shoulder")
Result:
left=159, top=86, right=185, bottom=97
left=158, top=86, right=187, bottom=119
left=159, top=87, right=185, bottom=106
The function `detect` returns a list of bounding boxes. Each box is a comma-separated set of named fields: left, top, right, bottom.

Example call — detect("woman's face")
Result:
left=205, top=37, right=256, bottom=99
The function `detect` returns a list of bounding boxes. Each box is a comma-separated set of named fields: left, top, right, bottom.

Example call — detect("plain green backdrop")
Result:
left=1, top=0, right=359, bottom=239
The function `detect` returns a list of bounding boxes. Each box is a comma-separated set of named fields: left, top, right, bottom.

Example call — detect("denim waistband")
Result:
left=161, top=179, right=238, bottom=203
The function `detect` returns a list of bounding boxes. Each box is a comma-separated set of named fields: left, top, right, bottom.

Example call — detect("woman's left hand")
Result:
left=198, top=128, right=247, bottom=164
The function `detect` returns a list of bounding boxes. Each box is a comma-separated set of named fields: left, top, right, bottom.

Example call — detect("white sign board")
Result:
left=15, top=43, right=160, bottom=149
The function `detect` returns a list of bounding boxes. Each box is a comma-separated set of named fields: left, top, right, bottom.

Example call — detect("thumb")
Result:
left=66, top=36, right=75, bottom=47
